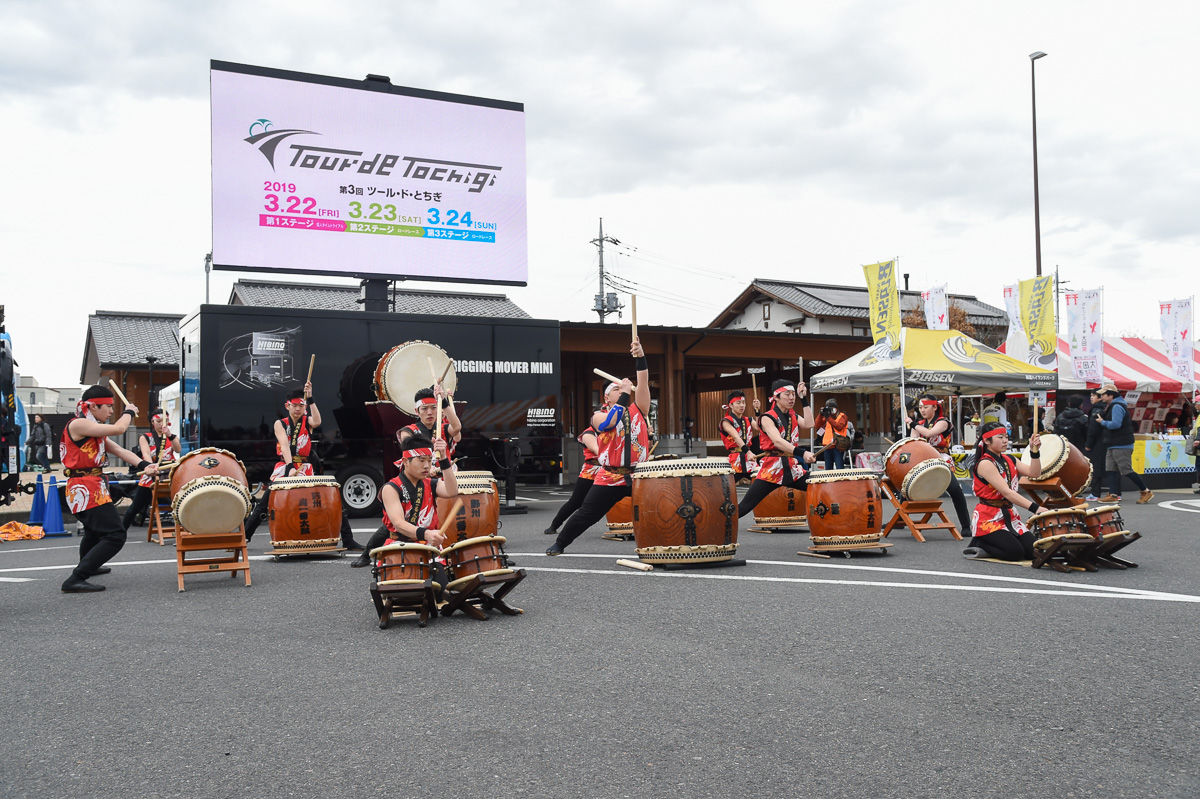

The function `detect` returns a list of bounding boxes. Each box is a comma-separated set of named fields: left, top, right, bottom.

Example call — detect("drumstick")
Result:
left=435, top=393, right=444, bottom=441
left=751, top=372, right=758, bottom=407
left=439, top=359, right=453, bottom=383
left=796, top=550, right=833, bottom=559
left=107, top=379, right=134, bottom=416
left=631, top=294, right=638, bottom=343
left=437, top=500, right=463, bottom=539
left=647, top=439, right=660, bottom=458
left=305, top=354, right=316, bottom=393
left=617, top=558, right=653, bottom=572
left=1033, top=395, right=1040, bottom=439
left=593, top=367, right=623, bottom=385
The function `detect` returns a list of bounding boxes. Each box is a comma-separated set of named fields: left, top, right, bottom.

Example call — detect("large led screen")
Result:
left=210, top=61, right=528, bottom=285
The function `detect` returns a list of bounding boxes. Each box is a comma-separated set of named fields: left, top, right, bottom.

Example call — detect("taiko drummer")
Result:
left=737, top=379, right=816, bottom=518
left=121, top=408, right=180, bottom=531
left=245, top=384, right=318, bottom=541
left=906, top=394, right=971, bottom=533
left=61, top=385, right=160, bottom=593
left=398, top=383, right=462, bottom=465
left=719, top=390, right=761, bottom=482
left=353, top=435, right=458, bottom=568
left=964, top=422, right=1043, bottom=561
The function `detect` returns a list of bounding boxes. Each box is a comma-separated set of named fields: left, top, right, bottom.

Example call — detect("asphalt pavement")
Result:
left=2, top=484, right=1199, bottom=799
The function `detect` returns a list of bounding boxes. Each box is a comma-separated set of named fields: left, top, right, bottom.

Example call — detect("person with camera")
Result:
left=815, top=399, right=849, bottom=470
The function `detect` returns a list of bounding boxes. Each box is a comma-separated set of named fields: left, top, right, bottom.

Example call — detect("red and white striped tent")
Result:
left=1008, top=337, right=1200, bottom=393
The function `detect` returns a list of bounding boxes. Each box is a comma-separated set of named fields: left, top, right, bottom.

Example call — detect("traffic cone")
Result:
left=27, top=473, right=46, bottom=526
left=41, top=476, right=70, bottom=537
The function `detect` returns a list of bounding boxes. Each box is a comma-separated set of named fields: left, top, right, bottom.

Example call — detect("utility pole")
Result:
left=1054, top=264, right=1070, bottom=335
left=590, top=218, right=621, bottom=323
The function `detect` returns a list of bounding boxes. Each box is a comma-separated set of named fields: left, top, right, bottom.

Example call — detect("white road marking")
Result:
left=508, top=552, right=1199, bottom=602
left=0, top=577, right=37, bottom=583
left=520, top=566, right=1200, bottom=603
left=1159, top=500, right=1200, bottom=513
left=0, top=545, right=79, bottom=554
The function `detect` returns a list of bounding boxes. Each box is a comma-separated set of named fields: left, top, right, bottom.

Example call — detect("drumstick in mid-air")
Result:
left=751, top=372, right=757, bottom=407
left=593, top=367, right=623, bottom=385
left=305, top=355, right=316, bottom=398
left=439, top=359, right=453, bottom=383
left=107, top=379, right=135, bottom=416
left=631, top=294, right=637, bottom=344
left=1032, top=395, right=1039, bottom=439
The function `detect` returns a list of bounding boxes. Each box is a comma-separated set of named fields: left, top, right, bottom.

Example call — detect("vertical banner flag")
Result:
left=1065, top=288, right=1104, bottom=382
left=1003, top=284, right=1028, bottom=361
left=1019, top=276, right=1057, bottom=368
left=1159, top=298, right=1195, bottom=388
left=863, top=260, right=901, bottom=358
left=922, top=284, right=949, bottom=330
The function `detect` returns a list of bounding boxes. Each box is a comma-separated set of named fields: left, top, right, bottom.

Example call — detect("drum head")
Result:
left=175, top=479, right=251, bottom=535
left=377, top=341, right=457, bottom=408
left=901, top=460, right=952, bottom=501
left=1021, top=433, right=1067, bottom=476
left=441, top=535, right=506, bottom=555
left=883, top=437, right=921, bottom=462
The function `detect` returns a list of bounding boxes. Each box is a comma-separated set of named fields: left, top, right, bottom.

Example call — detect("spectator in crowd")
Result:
left=1095, top=385, right=1154, bottom=505
left=27, top=414, right=53, bottom=472
left=1084, top=389, right=1108, bottom=501
left=1052, top=395, right=1089, bottom=451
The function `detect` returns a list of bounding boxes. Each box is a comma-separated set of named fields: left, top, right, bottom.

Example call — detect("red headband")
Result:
left=920, top=399, right=940, bottom=407
left=415, top=397, right=438, bottom=408
left=285, top=398, right=305, bottom=407
left=773, top=385, right=795, bottom=397
left=151, top=413, right=164, bottom=422
left=982, top=427, right=1007, bottom=441
left=87, top=397, right=114, bottom=406
left=403, top=448, right=434, bottom=459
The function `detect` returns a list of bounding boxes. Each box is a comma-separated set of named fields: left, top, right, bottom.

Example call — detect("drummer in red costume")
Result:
left=121, top=408, right=180, bottom=531
left=547, top=338, right=650, bottom=555
left=544, top=421, right=602, bottom=536
left=963, top=422, right=1044, bottom=561
left=906, top=394, right=972, bottom=533
left=353, top=434, right=458, bottom=567
left=720, top=390, right=761, bottom=482
left=244, top=384, right=317, bottom=541
left=737, top=379, right=815, bottom=518
left=61, top=385, right=160, bottom=593
left=397, top=384, right=462, bottom=465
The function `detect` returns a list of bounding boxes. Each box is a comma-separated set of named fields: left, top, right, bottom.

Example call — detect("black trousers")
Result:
left=555, top=483, right=632, bottom=551
left=974, top=529, right=1036, bottom=561
left=944, top=477, right=971, bottom=532
left=738, top=469, right=803, bottom=518
left=73, top=503, right=126, bottom=579
left=547, top=478, right=594, bottom=532
left=245, top=487, right=359, bottom=546
left=121, top=486, right=154, bottom=531
left=1087, top=448, right=1106, bottom=496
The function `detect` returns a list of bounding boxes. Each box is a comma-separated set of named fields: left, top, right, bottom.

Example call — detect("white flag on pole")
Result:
left=922, top=284, right=949, bottom=330
left=1002, top=284, right=1028, bottom=359
left=1066, top=288, right=1104, bottom=382
left=1159, top=297, right=1195, bottom=388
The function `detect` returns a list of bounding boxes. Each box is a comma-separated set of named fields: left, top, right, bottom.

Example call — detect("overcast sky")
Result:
left=2, top=0, right=1196, bottom=387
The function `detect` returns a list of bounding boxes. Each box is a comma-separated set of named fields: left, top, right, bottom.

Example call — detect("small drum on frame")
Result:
left=752, top=485, right=807, bottom=527
left=883, top=437, right=952, bottom=501
left=630, top=457, right=739, bottom=565
left=606, top=495, right=634, bottom=535
left=373, top=542, right=442, bottom=585
left=1027, top=508, right=1088, bottom=540
left=1020, top=433, right=1093, bottom=497
left=1081, top=505, right=1125, bottom=539
left=170, top=447, right=252, bottom=535
left=437, top=476, right=499, bottom=544
left=372, top=340, right=457, bottom=409
left=267, top=474, right=343, bottom=551
left=806, top=469, right=884, bottom=547
left=440, top=535, right=514, bottom=592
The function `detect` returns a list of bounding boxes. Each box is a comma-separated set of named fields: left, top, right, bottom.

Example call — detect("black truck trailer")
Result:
left=178, top=304, right=562, bottom=516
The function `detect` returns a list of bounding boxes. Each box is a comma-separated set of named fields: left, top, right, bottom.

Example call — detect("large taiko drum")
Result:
left=170, top=447, right=252, bottom=535
left=606, top=496, right=634, bottom=534
left=437, top=475, right=499, bottom=544
left=883, top=437, right=953, bottom=501
left=1021, top=433, right=1092, bottom=497
left=267, top=475, right=343, bottom=550
left=630, top=457, right=738, bottom=564
left=806, top=469, right=884, bottom=546
left=372, top=340, right=457, bottom=409
left=441, top=535, right=513, bottom=592
left=752, top=485, right=807, bottom=527
left=373, top=542, right=441, bottom=585
left=1081, top=505, right=1125, bottom=539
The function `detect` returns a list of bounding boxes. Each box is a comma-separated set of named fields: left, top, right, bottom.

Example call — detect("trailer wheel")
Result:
left=337, top=464, right=383, bottom=517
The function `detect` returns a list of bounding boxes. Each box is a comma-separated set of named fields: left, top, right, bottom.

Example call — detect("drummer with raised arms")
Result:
left=398, top=383, right=461, bottom=464
left=906, top=394, right=971, bottom=533
left=245, top=383, right=316, bottom=542
left=737, top=379, right=816, bottom=518
left=353, top=435, right=458, bottom=568
left=546, top=338, right=650, bottom=556
left=121, top=408, right=181, bottom=531
left=964, top=422, right=1043, bottom=560
left=720, top=390, right=761, bottom=482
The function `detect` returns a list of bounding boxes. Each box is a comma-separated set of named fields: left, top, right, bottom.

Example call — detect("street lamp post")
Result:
left=1030, top=51, right=1048, bottom=277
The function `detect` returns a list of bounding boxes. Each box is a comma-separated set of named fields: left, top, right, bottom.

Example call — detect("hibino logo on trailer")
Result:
left=244, top=119, right=501, bottom=192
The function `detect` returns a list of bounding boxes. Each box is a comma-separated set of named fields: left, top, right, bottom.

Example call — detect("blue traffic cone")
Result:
left=28, top=473, right=46, bottom=526
left=41, top=476, right=70, bottom=537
